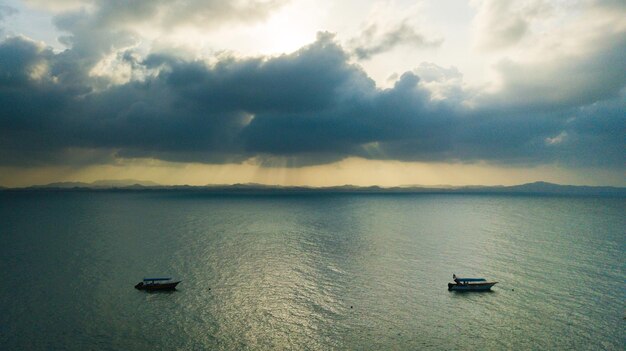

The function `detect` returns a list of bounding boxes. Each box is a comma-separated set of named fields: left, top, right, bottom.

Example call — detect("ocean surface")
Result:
left=0, top=191, right=624, bottom=350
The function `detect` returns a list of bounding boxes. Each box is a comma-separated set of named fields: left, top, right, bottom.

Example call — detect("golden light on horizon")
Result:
left=1, top=157, right=622, bottom=188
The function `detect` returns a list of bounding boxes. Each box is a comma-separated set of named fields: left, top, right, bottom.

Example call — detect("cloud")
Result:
left=472, top=0, right=551, bottom=50
left=561, top=96, right=626, bottom=167
left=53, top=9, right=139, bottom=65
left=22, top=0, right=85, bottom=12
left=25, top=0, right=287, bottom=26
left=83, top=0, right=289, bottom=34
left=478, top=36, right=626, bottom=116
left=350, top=21, right=442, bottom=60
left=0, top=5, right=18, bottom=36
left=0, top=5, right=18, bottom=21
left=594, top=0, right=626, bottom=11
left=0, top=9, right=624, bottom=172
left=477, top=2, right=626, bottom=111
left=411, top=63, right=467, bottom=102
left=17, top=0, right=293, bottom=74
left=30, top=0, right=295, bottom=92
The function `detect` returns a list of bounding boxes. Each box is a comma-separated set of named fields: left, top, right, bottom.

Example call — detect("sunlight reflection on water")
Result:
left=0, top=192, right=624, bottom=350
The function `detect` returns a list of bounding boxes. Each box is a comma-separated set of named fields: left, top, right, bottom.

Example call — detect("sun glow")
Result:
left=249, top=0, right=324, bottom=55
left=253, top=5, right=318, bottom=54
left=2, top=157, right=623, bottom=188
left=143, top=1, right=324, bottom=59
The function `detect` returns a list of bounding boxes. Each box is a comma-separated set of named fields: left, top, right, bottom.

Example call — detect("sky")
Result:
left=0, top=0, right=624, bottom=187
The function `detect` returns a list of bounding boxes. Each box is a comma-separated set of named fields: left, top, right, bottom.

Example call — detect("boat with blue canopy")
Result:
left=135, top=277, right=180, bottom=291
left=448, top=274, right=497, bottom=291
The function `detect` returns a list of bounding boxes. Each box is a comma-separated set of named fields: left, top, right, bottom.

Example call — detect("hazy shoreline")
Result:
left=2, top=181, right=624, bottom=197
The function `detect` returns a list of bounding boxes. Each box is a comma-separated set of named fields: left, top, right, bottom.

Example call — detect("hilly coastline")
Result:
left=3, top=180, right=624, bottom=196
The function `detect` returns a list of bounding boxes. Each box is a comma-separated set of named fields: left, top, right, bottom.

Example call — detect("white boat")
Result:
left=448, top=274, right=497, bottom=291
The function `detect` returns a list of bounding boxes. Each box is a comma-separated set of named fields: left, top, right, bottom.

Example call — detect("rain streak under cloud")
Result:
left=0, top=0, right=624, bottom=186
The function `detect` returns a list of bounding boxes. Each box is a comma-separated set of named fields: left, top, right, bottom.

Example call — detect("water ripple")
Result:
left=0, top=192, right=623, bottom=350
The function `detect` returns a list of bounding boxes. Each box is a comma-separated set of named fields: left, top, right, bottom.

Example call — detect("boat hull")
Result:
left=135, top=281, right=180, bottom=291
left=448, top=282, right=497, bottom=291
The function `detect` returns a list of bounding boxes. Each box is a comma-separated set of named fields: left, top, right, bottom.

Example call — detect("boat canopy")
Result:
left=454, top=278, right=487, bottom=282
left=143, top=277, right=172, bottom=282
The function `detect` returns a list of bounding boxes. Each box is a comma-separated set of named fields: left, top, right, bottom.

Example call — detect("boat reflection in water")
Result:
left=135, top=278, right=180, bottom=291
left=448, top=274, right=497, bottom=291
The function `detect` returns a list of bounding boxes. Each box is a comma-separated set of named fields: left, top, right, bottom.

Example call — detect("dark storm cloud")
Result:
left=144, top=34, right=359, bottom=115
left=559, top=97, right=626, bottom=167
left=0, top=28, right=624, bottom=169
left=350, top=21, right=442, bottom=60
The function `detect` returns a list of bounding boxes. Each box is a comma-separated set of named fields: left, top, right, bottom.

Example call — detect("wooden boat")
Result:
left=135, top=277, right=180, bottom=291
left=448, top=274, right=497, bottom=291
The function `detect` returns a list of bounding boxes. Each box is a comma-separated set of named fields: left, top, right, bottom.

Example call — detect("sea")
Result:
left=0, top=190, right=624, bottom=350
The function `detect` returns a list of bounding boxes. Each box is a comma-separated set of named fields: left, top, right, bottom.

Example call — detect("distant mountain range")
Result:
left=28, top=179, right=161, bottom=189
left=2, top=180, right=624, bottom=196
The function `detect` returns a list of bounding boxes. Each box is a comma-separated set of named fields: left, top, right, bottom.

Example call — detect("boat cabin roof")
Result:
left=454, top=278, right=486, bottom=282
left=143, top=277, right=172, bottom=282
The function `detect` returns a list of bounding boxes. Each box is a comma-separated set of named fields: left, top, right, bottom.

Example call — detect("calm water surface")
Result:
left=0, top=191, right=624, bottom=350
